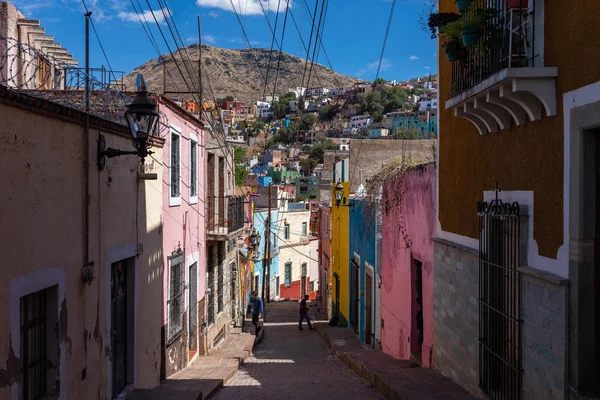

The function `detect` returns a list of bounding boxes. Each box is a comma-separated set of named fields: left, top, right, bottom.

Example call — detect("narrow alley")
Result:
left=211, top=301, right=383, bottom=400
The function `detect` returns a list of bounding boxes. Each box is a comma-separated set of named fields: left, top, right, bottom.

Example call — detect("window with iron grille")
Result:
left=284, top=224, right=290, bottom=240
left=217, top=249, right=224, bottom=313
left=302, top=222, right=307, bottom=236
left=301, top=262, right=307, bottom=277
left=20, top=287, right=58, bottom=400
left=285, top=263, right=292, bottom=287
left=168, top=254, right=184, bottom=339
left=170, top=130, right=181, bottom=203
left=190, top=138, right=198, bottom=200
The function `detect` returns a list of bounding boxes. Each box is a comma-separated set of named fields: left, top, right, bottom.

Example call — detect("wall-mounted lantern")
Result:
left=98, top=74, right=160, bottom=171
left=334, top=182, right=344, bottom=207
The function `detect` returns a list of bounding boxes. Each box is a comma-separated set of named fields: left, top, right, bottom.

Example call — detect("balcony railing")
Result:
left=228, top=196, right=245, bottom=232
left=207, top=195, right=245, bottom=237
left=451, top=0, right=535, bottom=97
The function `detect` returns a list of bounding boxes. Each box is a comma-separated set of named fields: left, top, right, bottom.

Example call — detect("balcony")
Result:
left=445, top=0, right=557, bottom=135
left=207, top=195, right=245, bottom=239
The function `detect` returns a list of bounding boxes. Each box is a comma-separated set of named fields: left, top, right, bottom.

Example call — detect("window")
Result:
left=302, top=222, right=307, bottom=236
left=301, top=262, right=307, bottom=277
left=285, top=263, right=292, bottom=287
left=284, top=224, right=290, bottom=240
left=272, top=233, right=277, bottom=251
left=309, top=281, right=314, bottom=293
left=20, top=287, right=59, bottom=400
left=190, top=136, right=198, bottom=203
left=168, top=254, right=184, bottom=339
left=276, top=276, right=280, bottom=297
left=170, top=128, right=181, bottom=206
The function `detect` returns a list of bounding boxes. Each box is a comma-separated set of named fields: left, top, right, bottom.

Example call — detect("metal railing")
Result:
left=228, top=195, right=245, bottom=232
left=450, top=0, right=535, bottom=97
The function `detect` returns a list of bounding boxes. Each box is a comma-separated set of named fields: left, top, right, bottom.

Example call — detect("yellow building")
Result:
left=330, top=181, right=350, bottom=326
left=434, top=0, right=600, bottom=399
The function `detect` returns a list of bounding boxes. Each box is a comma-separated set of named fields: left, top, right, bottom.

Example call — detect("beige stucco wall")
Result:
left=0, top=99, right=164, bottom=398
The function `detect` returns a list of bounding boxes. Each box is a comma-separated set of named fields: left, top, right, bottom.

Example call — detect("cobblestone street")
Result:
left=210, top=301, right=383, bottom=400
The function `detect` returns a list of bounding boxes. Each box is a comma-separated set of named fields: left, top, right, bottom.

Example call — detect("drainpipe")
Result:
left=82, top=11, right=94, bottom=284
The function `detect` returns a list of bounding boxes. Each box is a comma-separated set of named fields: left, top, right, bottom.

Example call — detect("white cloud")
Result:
left=203, top=34, right=217, bottom=44
left=117, top=8, right=168, bottom=24
left=196, top=0, right=291, bottom=15
left=356, top=58, right=391, bottom=77
left=424, top=66, right=431, bottom=70
left=409, top=55, right=419, bottom=60
left=208, top=11, right=220, bottom=17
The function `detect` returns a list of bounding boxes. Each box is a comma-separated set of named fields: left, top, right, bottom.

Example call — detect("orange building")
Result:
left=434, top=1, right=600, bottom=399
left=185, top=101, right=200, bottom=113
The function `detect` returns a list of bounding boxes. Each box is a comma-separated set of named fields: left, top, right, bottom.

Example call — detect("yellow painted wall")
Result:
left=438, top=0, right=600, bottom=257
left=331, top=182, right=350, bottom=326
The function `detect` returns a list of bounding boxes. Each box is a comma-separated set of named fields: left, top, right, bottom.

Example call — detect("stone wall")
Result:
left=520, top=267, right=567, bottom=400
left=433, top=239, right=483, bottom=397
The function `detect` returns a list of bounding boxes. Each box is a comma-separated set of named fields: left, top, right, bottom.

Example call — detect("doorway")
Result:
left=111, top=257, right=134, bottom=398
left=350, top=257, right=359, bottom=334
left=300, top=263, right=307, bottom=298
left=365, top=268, right=373, bottom=346
left=189, top=262, right=198, bottom=355
left=334, top=273, right=340, bottom=320
left=411, top=258, right=424, bottom=364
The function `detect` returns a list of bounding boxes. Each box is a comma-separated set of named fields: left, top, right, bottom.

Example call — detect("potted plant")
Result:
left=505, top=0, right=527, bottom=9
left=460, top=6, right=497, bottom=47
left=455, top=0, right=472, bottom=12
left=425, top=12, right=461, bottom=38
left=442, top=33, right=466, bottom=61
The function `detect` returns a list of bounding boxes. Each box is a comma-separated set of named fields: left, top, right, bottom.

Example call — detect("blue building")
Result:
left=253, top=209, right=280, bottom=300
left=257, top=176, right=273, bottom=187
left=348, top=199, right=378, bottom=346
left=252, top=165, right=270, bottom=175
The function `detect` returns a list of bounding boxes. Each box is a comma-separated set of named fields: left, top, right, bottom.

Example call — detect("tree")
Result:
left=309, top=138, right=337, bottom=163
left=319, top=104, right=336, bottom=122
left=358, top=86, right=409, bottom=121
left=299, top=113, right=318, bottom=131
left=299, top=158, right=317, bottom=175
left=392, top=128, right=420, bottom=140
left=373, top=77, right=387, bottom=86
left=233, top=146, right=248, bottom=186
left=224, top=95, right=235, bottom=102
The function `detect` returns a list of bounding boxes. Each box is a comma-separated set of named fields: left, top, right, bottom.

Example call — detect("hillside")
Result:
left=123, top=44, right=363, bottom=103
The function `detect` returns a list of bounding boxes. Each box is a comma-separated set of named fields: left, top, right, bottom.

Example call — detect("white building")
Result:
left=255, top=101, right=271, bottom=119
left=418, top=99, right=438, bottom=110
left=349, top=115, right=373, bottom=129
left=289, top=99, right=309, bottom=112
left=278, top=201, right=315, bottom=300
left=286, top=87, right=306, bottom=98
left=328, top=88, right=347, bottom=97
left=307, top=87, right=329, bottom=97
left=262, top=95, right=279, bottom=104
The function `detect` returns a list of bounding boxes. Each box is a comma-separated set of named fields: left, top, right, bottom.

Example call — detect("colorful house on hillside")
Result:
left=330, top=181, right=350, bottom=326
left=252, top=209, right=280, bottom=300
left=380, top=163, right=435, bottom=367
left=349, top=199, right=378, bottom=346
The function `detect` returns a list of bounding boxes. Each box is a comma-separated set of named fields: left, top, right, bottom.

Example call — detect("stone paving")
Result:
left=129, top=327, right=255, bottom=400
left=210, top=301, right=383, bottom=400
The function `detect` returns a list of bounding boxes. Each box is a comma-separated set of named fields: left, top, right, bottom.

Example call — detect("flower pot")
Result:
left=455, top=0, right=472, bottom=13
left=443, top=46, right=463, bottom=62
left=461, top=27, right=481, bottom=46
left=505, top=0, right=526, bottom=9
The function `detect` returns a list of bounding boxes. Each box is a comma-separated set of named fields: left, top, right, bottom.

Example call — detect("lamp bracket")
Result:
left=97, top=133, right=153, bottom=171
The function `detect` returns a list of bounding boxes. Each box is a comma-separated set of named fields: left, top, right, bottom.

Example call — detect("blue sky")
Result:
left=12, top=0, right=436, bottom=84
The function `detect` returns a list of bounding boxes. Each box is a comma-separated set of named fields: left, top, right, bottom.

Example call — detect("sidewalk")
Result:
left=129, top=327, right=255, bottom=400
left=315, top=322, right=477, bottom=400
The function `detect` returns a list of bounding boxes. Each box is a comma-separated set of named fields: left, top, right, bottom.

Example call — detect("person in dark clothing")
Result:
left=299, top=295, right=313, bottom=330
left=249, top=291, right=264, bottom=335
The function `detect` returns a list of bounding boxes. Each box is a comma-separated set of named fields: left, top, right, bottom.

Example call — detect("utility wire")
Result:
left=375, top=0, right=397, bottom=82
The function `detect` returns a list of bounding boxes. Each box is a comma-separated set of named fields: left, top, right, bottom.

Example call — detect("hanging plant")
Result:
left=442, top=33, right=467, bottom=62
left=426, top=12, right=461, bottom=38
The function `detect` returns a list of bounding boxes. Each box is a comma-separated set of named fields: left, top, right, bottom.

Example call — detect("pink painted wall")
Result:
left=157, top=99, right=207, bottom=325
left=380, top=163, right=436, bottom=367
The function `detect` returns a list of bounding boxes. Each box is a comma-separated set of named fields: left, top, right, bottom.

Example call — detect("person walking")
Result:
left=249, top=291, right=264, bottom=335
left=299, top=294, right=313, bottom=331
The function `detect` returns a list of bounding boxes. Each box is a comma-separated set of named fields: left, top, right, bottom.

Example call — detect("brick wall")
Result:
left=521, top=269, right=567, bottom=399
left=433, top=239, right=483, bottom=397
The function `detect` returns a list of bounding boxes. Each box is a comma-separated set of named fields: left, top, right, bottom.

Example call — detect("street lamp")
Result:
left=334, top=182, right=344, bottom=207
left=97, top=74, right=160, bottom=171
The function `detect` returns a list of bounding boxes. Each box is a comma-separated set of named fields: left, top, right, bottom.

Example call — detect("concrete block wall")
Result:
left=433, top=239, right=482, bottom=397
left=521, top=268, right=567, bottom=400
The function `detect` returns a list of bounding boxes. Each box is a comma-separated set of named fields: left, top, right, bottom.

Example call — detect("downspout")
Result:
left=83, top=11, right=93, bottom=283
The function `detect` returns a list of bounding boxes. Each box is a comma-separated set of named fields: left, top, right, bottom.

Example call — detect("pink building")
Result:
left=153, top=96, right=208, bottom=377
left=381, top=163, right=436, bottom=367
left=319, top=206, right=332, bottom=318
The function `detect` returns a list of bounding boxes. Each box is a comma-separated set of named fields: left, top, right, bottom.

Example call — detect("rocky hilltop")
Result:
left=123, top=44, right=362, bottom=103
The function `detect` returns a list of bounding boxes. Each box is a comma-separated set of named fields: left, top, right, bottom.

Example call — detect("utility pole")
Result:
left=261, top=183, right=272, bottom=302
left=197, top=16, right=203, bottom=106
left=266, top=183, right=272, bottom=302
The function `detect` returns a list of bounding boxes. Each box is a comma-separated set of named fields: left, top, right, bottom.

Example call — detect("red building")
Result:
left=221, top=101, right=246, bottom=113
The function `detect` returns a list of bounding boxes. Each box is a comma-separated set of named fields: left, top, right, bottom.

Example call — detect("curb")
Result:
left=315, top=325, right=397, bottom=400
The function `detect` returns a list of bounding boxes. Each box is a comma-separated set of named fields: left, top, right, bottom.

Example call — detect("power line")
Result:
left=375, top=0, right=397, bottom=82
